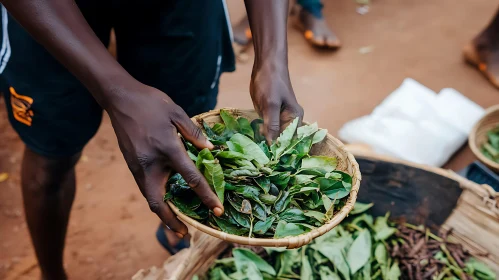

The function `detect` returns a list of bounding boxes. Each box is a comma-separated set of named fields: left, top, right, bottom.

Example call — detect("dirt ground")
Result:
left=2, top=0, right=499, bottom=279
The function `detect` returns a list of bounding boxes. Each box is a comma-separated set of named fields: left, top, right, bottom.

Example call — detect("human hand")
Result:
left=105, top=81, right=224, bottom=238
left=250, top=62, right=304, bottom=143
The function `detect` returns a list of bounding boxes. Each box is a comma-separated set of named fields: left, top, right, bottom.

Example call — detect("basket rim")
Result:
left=469, top=104, right=499, bottom=171
left=167, top=108, right=361, bottom=248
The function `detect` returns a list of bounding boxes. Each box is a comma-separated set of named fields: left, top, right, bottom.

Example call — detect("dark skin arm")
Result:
left=1, top=0, right=222, bottom=237
left=245, top=0, right=304, bottom=142
left=1, top=0, right=303, bottom=235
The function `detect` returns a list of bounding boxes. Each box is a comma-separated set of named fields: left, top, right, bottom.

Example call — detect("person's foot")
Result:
left=156, top=224, right=190, bottom=255
left=232, top=16, right=252, bottom=62
left=464, top=31, right=499, bottom=89
left=232, top=16, right=252, bottom=46
left=293, top=6, right=340, bottom=49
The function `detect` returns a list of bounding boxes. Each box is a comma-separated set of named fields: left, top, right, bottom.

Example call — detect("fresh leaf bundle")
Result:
left=202, top=203, right=496, bottom=280
left=481, top=126, right=499, bottom=163
left=164, top=109, right=353, bottom=238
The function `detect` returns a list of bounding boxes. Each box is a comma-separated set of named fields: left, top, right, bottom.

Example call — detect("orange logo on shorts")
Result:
left=10, top=87, right=34, bottom=126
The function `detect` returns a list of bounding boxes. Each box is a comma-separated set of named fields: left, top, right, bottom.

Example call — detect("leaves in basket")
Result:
left=205, top=202, right=497, bottom=280
left=164, top=110, right=354, bottom=239
left=233, top=248, right=276, bottom=276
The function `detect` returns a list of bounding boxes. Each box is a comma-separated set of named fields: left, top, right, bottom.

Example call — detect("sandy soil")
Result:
left=2, top=0, right=499, bottom=279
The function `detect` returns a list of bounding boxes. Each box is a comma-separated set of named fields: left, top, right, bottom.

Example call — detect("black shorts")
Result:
left=0, top=0, right=235, bottom=158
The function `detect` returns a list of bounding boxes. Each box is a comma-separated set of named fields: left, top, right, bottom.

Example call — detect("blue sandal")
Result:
left=155, top=224, right=190, bottom=255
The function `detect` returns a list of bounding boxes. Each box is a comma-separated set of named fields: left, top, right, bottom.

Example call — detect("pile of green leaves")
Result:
left=164, top=109, right=353, bottom=238
left=481, top=126, right=499, bottom=163
left=201, top=203, right=496, bottom=280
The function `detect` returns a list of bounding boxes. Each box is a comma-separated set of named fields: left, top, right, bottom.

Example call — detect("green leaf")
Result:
left=234, top=185, right=260, bottom=200
left=253, top=203, right=267, bottom=221
left=346, top=229, right=372, bottom=275
left=226, top=141, right=243, bottom=153
left=253, top=217, right=276, bottom=235
left=300, top=250, right=313, bottom=280
left=212, top=216, right=249, bottom=236
left=375, top=243, right=388, bottom=266
left=235, top=261, right=263, bottom=280
left=230, top=133, right=269, bottom=165
left=290, top=186, right=319, bottom=195
left=279, top=208, right=307, bottom=223
left=465, top=258, right=496, bottom=280
left=258, top=141, right=272, bottom=159
left=172, top=197, right=207, bottom=220
left=294, top=174, right=316, bottom=184
left=325, top=172, right=342, bottom=179
left=216, top=150, right=247, bottom=160
left=226, top=193, right=244, bottom=211
left=373, top=216, right=397, bottom=241
left=362, top=261, right=372, bottom=280
left=386, top=262, right=401, bottom=280
left=275, top=118, right=299, bottom=158
left=303, top=210, right=326, bottom=222
left=227, top=205, right=251, bottom=228
left=187, top=151, right=198, bottom=161
left=301, top=156, right=337, bottom=173
left=209, top=267, right=233, bottom=280
left=276, top=250, right=300, bottom=277
left=312, top=129, right=328, bottom=144
left=297, top=123, right=319, bottom=139
left=212, top=123, right=226, bottom=135
left=322, top=194, right=333, bottom=213
left=233, top=248, right=276, bottom=276
left=350, top=202, right=374, bottom=215
left=314, top=177, right=341, bottom=189
left=259, top=193, right=277, bottom=205
left=319, top=267, right=341, bottom=280
left=237, top=117, right=254, bottom=139
left=202, top=160, right=225, bottom=204
left=274, top=191, right=292, bottom=213
left=251, top=119, right=266, bottom=143
left=233, top=159, right=257, bottom=170
left=274, top=221, right=309, bottom=238
left=196, top=148, right=214, bottom=171
left=269, top=172, right=291, bottom=189
left=220, top=109, right=240, bottom=133
left=254, top=177, right=271, bottom=193
left=202, top=122, right=225, bottom=144
left=224, top=169, right=260, bottom=179
left=315, top=242, right=351, bottom=280
left=488, top=129, right=499, bottom=149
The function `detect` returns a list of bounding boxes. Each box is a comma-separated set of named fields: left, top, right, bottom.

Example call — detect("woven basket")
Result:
left=469, top=104, right=499, bottom=172
left=166, top=108, right=361, bottom=249
left=134, top=149, right=499, bottom=280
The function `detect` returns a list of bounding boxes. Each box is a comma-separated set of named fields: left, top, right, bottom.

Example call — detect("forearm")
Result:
left=1, top=0, right=133, bottom=109
left=244, top=0, right=289, bottom=70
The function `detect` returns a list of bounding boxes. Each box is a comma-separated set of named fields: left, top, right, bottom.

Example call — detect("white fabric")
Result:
left=338, top=78, right=485, bottom=167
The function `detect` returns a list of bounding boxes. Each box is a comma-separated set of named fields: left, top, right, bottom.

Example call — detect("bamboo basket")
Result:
left=133, top=148, right=499, bottom=280
left=469, top=104, right=499, bottom=172
left=166, top=108, right=361, bottom=249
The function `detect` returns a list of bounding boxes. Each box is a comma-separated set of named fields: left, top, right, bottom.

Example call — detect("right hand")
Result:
left=104, top=80, right=224, bottom=238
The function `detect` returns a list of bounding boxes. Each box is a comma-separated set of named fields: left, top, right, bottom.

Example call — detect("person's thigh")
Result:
left=0, top=2, right=112, bottom=157
left=114, top=0, right=231, bottom=117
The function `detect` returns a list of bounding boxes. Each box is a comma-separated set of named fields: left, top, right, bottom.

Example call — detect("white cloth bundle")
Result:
left=338, top=78, right=485, bottom=167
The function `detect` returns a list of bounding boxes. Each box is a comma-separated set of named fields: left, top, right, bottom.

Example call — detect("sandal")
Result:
left=155, top=224, right=190, bottom=255
left=463, top=42, right=499, bottom=89
left=291, top=5, right=341, bottom=49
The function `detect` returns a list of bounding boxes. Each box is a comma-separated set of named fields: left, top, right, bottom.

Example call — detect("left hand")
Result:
left=250, top=62, right=304, bottom=143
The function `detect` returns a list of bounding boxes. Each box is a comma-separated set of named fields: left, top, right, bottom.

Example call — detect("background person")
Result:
left=0, top=0, right=303, bottom=279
